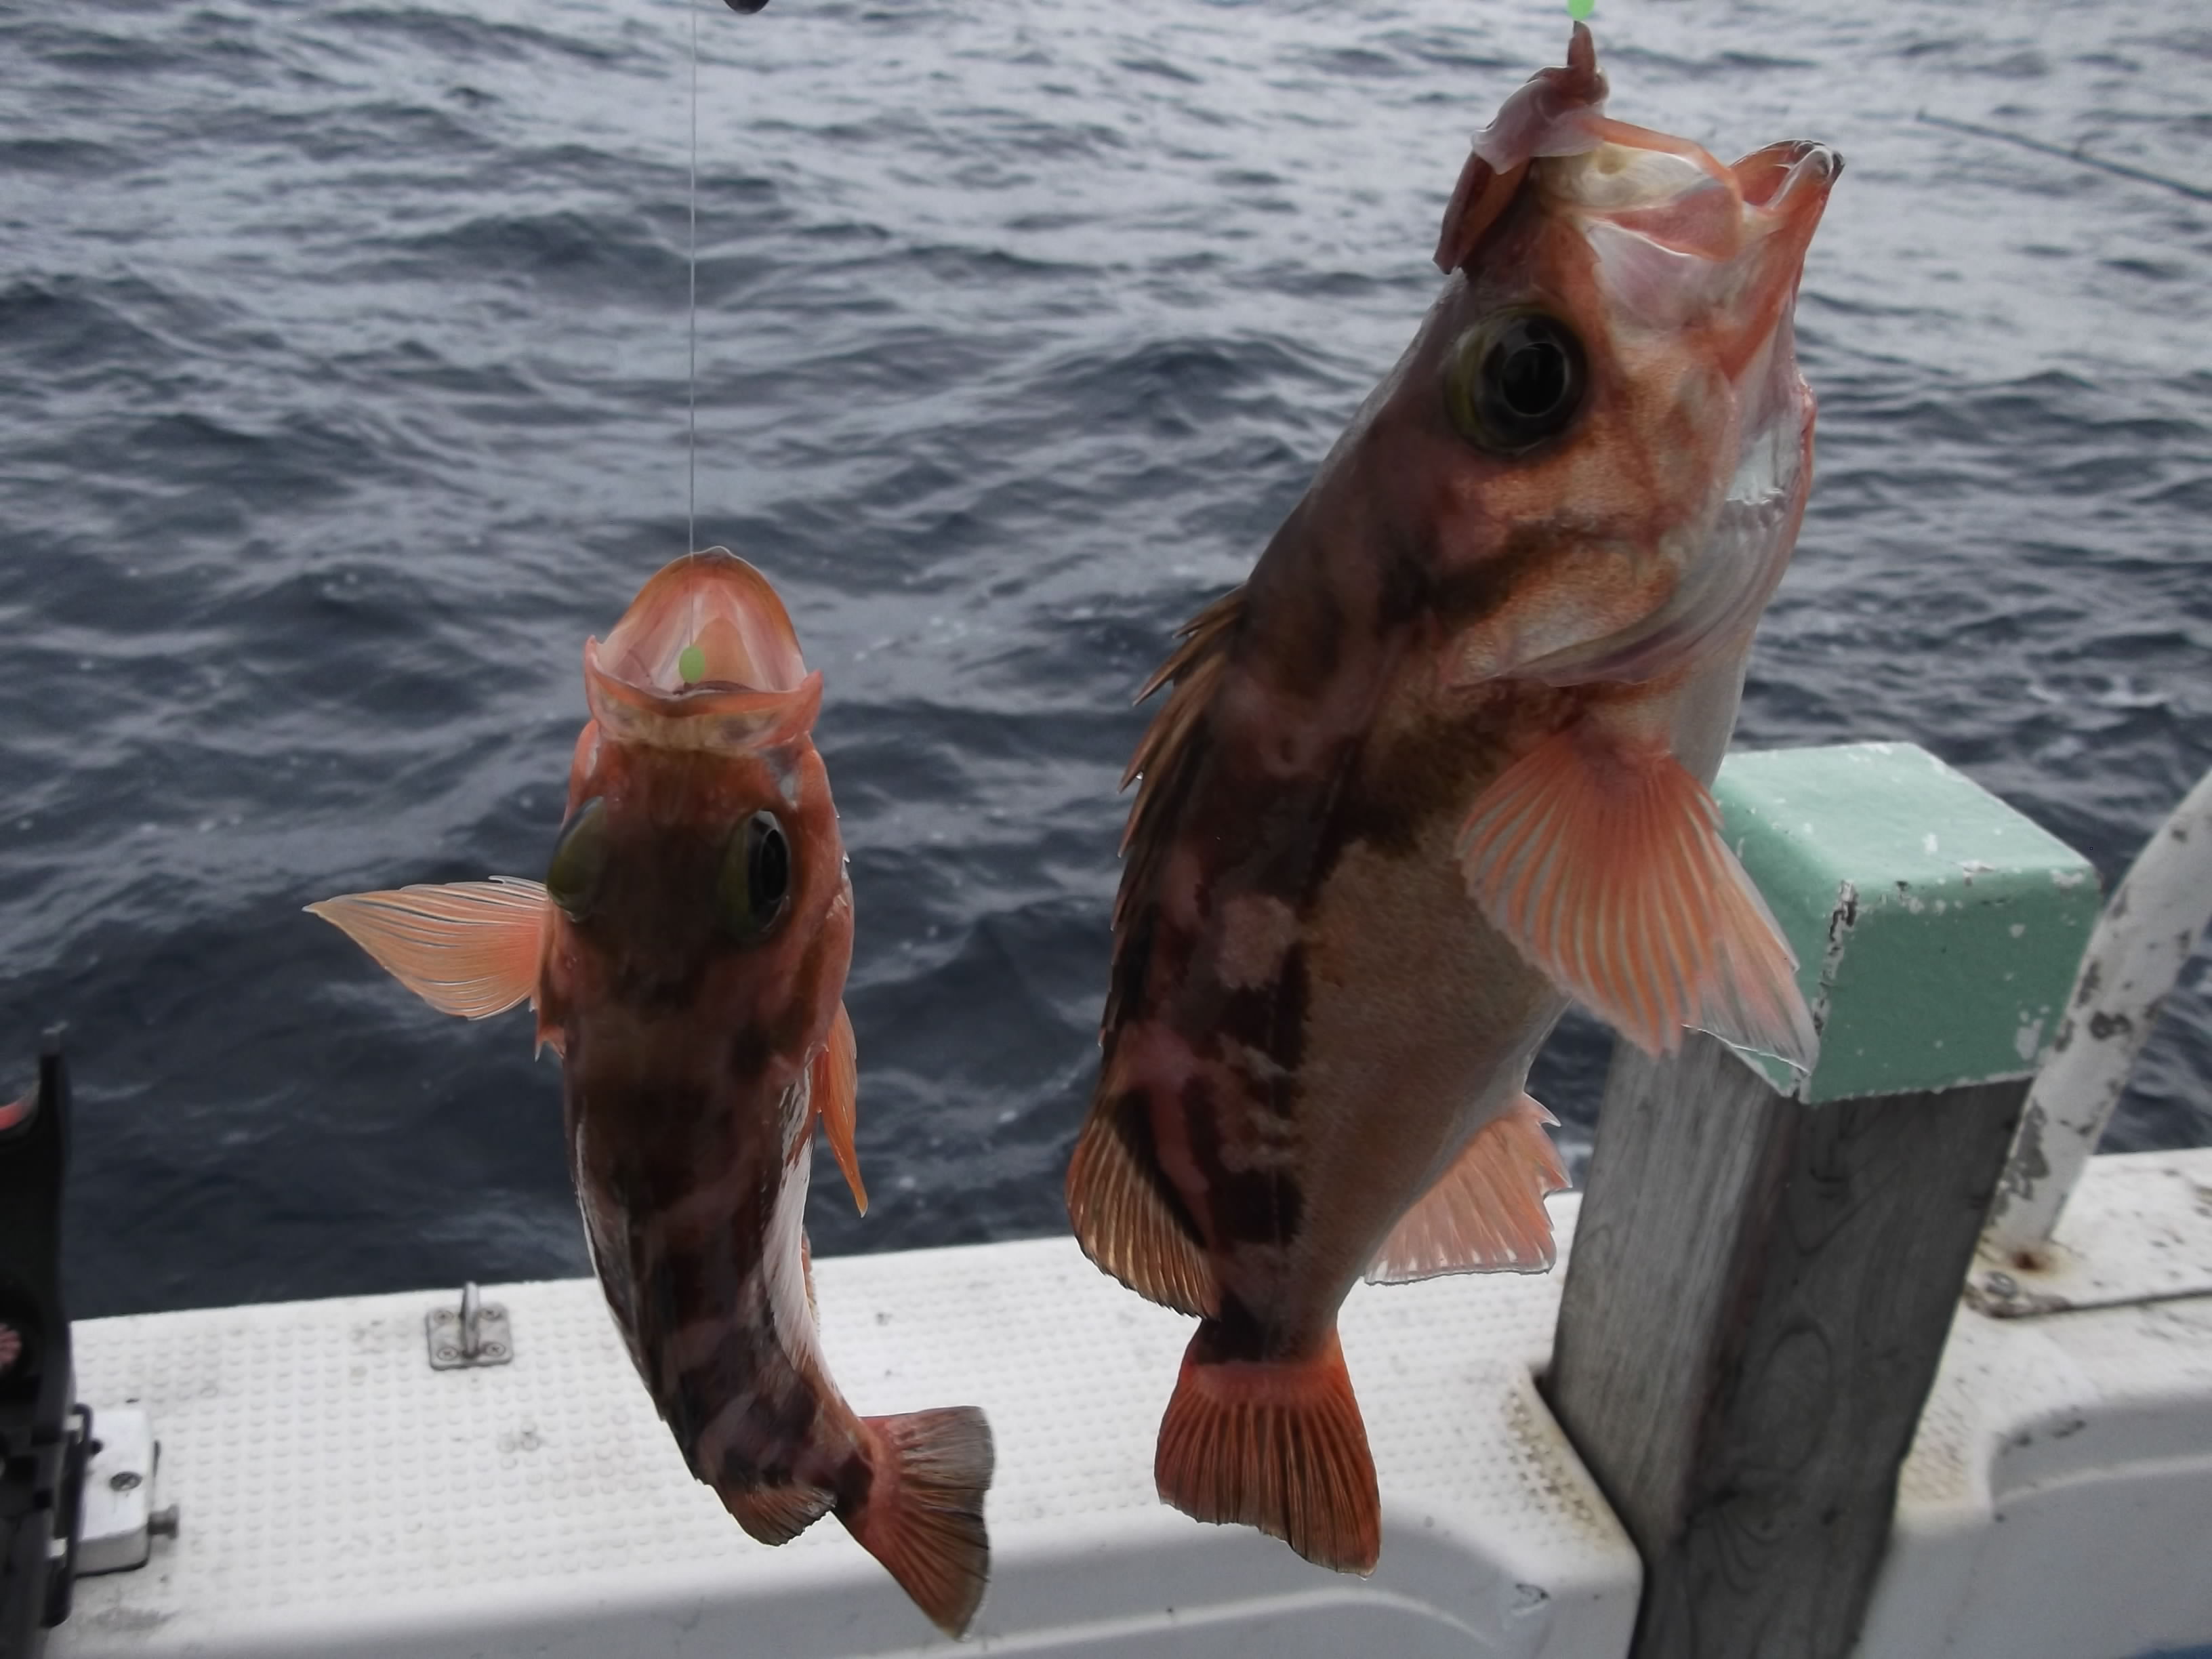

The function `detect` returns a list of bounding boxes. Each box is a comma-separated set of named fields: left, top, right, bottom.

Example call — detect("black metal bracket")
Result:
left=0, top=1030, right=85, bottom=1659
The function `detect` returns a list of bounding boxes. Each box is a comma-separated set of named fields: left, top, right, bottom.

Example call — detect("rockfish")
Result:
left=1066, top=26, right=1837, bottom=1574
left=312, top=551, right=993, bottom=1635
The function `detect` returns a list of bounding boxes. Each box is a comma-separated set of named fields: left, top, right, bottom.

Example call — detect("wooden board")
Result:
left=1548, top=1033, right=2027, bottom=1659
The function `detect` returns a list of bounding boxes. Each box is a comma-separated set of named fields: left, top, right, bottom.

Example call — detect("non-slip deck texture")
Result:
left=52, top=1203, right=1636, bottom=1658
left=48, top=1153, right=2212, bottom=1658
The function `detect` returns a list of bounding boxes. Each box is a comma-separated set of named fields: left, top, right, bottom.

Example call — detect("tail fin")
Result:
left=1154, top=1326, right=1380, bottom=1574
left=846, top=1406, right=995, bottom=1637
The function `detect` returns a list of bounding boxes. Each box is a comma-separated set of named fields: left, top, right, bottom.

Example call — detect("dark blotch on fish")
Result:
left=1184, top=1074, right=1305, bottom=1246
left=1111, top=1088, right=1208, bottom=1246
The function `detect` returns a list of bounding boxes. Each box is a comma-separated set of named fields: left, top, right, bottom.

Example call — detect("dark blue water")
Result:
left=1, top=0, right=2205, bottom=1317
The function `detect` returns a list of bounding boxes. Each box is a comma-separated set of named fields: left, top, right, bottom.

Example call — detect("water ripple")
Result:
left=0, top=0, right=2203, bottom=1315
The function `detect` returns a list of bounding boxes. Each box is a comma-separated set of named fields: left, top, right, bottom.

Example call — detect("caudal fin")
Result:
left=1154, top=1326, right=1380, bottom=1574
left=846, top=1406, right=994, bottom=1637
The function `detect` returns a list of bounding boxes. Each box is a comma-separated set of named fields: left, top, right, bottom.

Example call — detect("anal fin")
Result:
left=1065, top=1090, right=1218, bottom=1317
left=724, top=1480, right=835, bottom=1547
left=1368, top=1093, right=1567, bottom=1284
left=1457, top=726, right=1818, bottom=1067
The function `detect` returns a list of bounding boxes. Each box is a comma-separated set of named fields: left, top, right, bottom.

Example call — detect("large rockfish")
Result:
left=1066, top=26, right=1837, bottom=1574
left=312, top=551, right=993, bottom=1636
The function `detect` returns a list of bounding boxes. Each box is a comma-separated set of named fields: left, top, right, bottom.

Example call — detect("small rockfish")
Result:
left=1067, top=26, right=1837, bottom=1574
left=312, top=551, right=992, bottom=1635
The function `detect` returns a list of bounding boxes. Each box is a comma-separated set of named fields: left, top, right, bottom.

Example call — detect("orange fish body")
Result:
left=312, top=551, right=991, bottom=1637
left=1067, top=28, right=1837, bottom=1575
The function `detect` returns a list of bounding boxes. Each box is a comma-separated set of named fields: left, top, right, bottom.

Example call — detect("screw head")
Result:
left=109, top=1471, right=142, bottom=1492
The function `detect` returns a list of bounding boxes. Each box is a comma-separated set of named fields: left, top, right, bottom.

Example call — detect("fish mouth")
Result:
left=1549, top=128, right=1840, bottom=262
left=1544, top=119, right=1839, bottom=354
left=583, top=549, right=823, bottom=752
left=1715, top=138, right=1841, bottom=344
left=1439, top=28, right=1841, bottom=306
left=1732, top=139, right=1843, bottom=237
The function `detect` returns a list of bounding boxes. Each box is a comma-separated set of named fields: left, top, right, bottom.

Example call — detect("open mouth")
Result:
left=1733, top=140, right=1845, bottom=221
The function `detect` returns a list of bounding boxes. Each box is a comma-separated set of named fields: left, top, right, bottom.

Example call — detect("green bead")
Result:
left=1567, top=0, right=1595, bottom=20
left=678, top=644, right=706, bottom=684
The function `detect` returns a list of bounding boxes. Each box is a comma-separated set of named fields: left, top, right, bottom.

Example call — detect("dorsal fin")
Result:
left=1065, top=1090, right=1218, bottom=1317
left=1080, top=587, right=1246, bottom=1316
left=1106, top=586, right=1246, bottom=1031
left=1118, top=586, right=1244, bottom=836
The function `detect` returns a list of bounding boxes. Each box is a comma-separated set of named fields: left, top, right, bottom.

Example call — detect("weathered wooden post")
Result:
left=1545, top=742, right=2101, bottom=1659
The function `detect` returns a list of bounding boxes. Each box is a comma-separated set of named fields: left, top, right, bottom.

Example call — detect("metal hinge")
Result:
left=426, top=1283, right=511, bottom=1370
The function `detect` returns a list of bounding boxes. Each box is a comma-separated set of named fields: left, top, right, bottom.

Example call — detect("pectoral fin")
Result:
left=1458, top=727, right=1817, bottom=1067
left=1367, top=1093, right=1567, bottom=1284
left=307, top=878, right=549, bottom=1021
left=813, top=1002, right=866, bottom=1214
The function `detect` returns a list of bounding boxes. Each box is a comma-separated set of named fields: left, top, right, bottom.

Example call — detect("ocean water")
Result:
left=0, top=0, right=2204, bottom=1317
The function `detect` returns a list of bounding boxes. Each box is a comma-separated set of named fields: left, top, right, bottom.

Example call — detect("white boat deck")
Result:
left=46, top=1149, right=2212, bottom=1659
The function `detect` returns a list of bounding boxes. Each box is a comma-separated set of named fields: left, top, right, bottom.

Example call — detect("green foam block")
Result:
left=1714, top=743, right=2101, bottom=1103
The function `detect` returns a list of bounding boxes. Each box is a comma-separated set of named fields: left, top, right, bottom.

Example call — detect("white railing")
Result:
left=1984, top=766, right=2212, bottom=1257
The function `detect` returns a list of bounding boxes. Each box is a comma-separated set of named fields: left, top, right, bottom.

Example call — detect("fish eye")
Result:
left=720, top=810, right=792, bottom=941
left=546, top=797, right=609, bottom=921
left=1445, top=310, right=1586, bottom=454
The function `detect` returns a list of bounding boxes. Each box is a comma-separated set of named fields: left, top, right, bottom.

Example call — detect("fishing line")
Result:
left=687, top=0, right=701, bottom=558
left=1918, top=111, right=2212, bottom=204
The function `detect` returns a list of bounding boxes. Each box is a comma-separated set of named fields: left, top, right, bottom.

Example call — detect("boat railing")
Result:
left=1979, top=764, right=2212, bottom=1282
